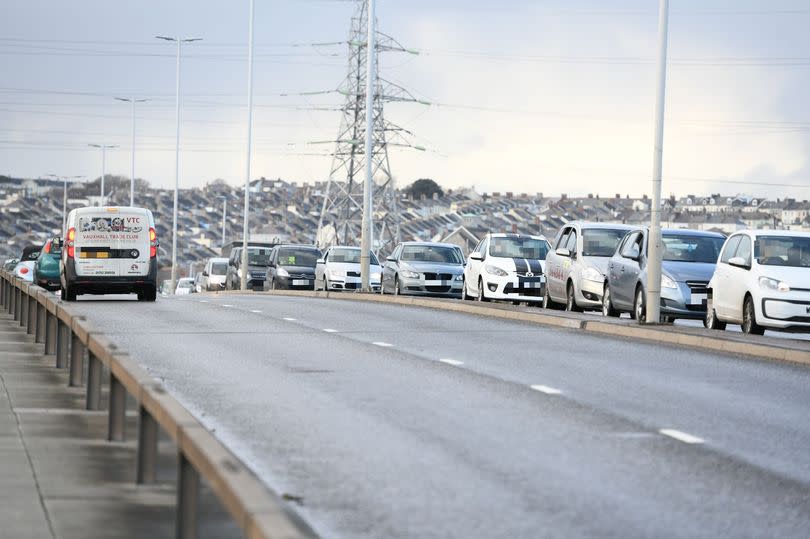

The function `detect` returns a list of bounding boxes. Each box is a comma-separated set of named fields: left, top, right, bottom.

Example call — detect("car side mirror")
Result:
left=555, top=247, right=570, bottom=257
left=386, top=256, right=397, bottom=262
left=728, top=256, right=750, bottom=270
left=202, top=271, right=209, bottom=276
left=316, top=258, right=325, bottom=265
left=470, top=252, right=483, bottom=261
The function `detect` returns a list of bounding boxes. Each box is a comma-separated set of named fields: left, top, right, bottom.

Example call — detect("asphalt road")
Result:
left=70, top=293, right=810, bottom=539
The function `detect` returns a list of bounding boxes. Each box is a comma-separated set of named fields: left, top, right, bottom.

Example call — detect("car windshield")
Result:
left=582, top=228, right=627, bottom=257
left=661, top=234, right=725, bottom=263
left=489, top=236, right=549, bottom=259
left=247, top=248, right=273, bottom=266
left=329, top=248, right=379, bottom=265
left=755, top=236, right=810, bottom=267
left=401, top=245, right=463, bottom=264
left=177, top=280, right=193, bottom=289
left=211, top=262, right=228, bottom=275
left=277, top=248, right=320, bottom=267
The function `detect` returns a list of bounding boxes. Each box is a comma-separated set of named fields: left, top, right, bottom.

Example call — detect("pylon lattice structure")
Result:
left=316, top=0, right=424, bottom=255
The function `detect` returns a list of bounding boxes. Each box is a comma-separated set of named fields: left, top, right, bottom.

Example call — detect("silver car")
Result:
left=543, top=222, right=637, bottom=311
left=381, top=242, right=464, bottom=297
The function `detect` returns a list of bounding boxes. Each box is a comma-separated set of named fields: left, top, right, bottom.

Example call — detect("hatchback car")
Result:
left=12, top=244, right=42, bottom=283
left=266, top=244, right=322, bottom=290
left=33, top=237, right=62, bottom=291
left=706, top=230, right=810, bottom=334
left=544, top=222, right=637, bottom=311
left=603, top=228, right=725, bottom=323
left=463, top=233, right=550, bottom=303
left=315, top=246, right=382, bottom=291
left=381, top=242, right=464, bottom=297
left=175, top=277, right=195, bottom=295
left=199, top=257, right=229, bottom=292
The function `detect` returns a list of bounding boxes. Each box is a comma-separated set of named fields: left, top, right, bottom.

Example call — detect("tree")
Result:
left=404, top=178, right=443, bottom=200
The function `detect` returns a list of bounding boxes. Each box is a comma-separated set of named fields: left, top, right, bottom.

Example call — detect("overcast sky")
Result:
left=1, top=0, right=809, bottom=198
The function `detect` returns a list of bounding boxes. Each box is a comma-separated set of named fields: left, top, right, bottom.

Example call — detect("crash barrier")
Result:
left=0, top=271, right=316, bottom=539
left=227, top=289, right=810, bottom=367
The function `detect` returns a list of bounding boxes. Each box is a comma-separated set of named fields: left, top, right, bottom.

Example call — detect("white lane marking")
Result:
left=323, top=328, right=338, bottom=333
left=221, top=304, right=234, bottom=308
left=283, top=317, right=297, bottom=321
left=372, top=341, right=394, bottom=347
left=439, top=359, right=464, bottom=366
left=199, top=300, right=209, bottom=303
left=659, top=429, right=704, bottom=445
left=530, top=385, right=563, bottom=395
left=250, top=310, right=262, bottom=314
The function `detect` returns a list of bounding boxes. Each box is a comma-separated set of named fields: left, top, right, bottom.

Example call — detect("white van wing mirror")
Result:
left=555, top=247, right=570, bottom=257
left=728, top=256, right=749, bottom=269
left=470, top=252, right=483, bottom=261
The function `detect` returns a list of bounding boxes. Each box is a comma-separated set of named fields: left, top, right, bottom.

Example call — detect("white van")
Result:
left=199, top=257, right=229, bottom=291
left=60, top=206, right=159, bottom=301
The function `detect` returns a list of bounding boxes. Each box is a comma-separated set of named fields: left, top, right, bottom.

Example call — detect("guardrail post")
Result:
left=45, top=312, right=57, bottom=355
left=137, top=406, right=158, bottom=484
left=35, top=300, right=46, bottom=344
left=56, top=320, right=70, bottom=368
left=176, top=453, right=199, bottom=539
left=20, top=288, right=28, bottom=327
left=27, top=295, right=37, bottom=335
left=15, top=287, right=23, bottom=322
left=108, top=375, right=126, bottom=442
left=86, top=352, right=103, bottom=410
left=69, top=331, right=85, bottom=387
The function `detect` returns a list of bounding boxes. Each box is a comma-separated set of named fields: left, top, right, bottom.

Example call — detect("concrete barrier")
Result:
left=0, top=270, right=316, bottom=539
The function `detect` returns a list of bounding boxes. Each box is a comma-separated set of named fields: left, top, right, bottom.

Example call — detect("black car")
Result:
left=225, top=246, right=275, bottom=291
left=265, top=244, right=322, bottom=290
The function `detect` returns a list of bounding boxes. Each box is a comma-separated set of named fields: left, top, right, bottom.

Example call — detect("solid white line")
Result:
left=221, top=304, right=234, bottom=308
left=250, top=310, right=262, bottom=314
left=530, top=384, right=563, bottom=395
left=199, top=300, right=209, bottom=303
left=323, top=328, right=338, bottom=333
left=439, top=359, right=464, bottom=366
left=283, top=317, right=297, bottom=321
left=659, top=429, right=704, bottom=444
left=372, top=341, right=394, bottom=347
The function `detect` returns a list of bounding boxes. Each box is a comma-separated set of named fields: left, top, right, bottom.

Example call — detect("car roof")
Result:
left=487, top=232, right=547, bottom=240
left=275, top=244, right=319, bottom=249
left=564, top=221, right=637, bottom=230
left=737, top=229, right=810, bottom=238
left=661, top=228, right=726, bottom=238
left=400, top=241, right=459, bottom=248
left=209, top=257, right=229, bottom=262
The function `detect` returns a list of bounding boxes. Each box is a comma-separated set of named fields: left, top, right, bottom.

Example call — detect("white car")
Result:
left=13, top=260, right=36, bottom=282
left=463, top=233, right=550, bottom=303
left=175, top=277, right=195, bottom=295
left=543, top=222, right=637, bottom=311
left=707, top=230, right=810, bottom=334
left=198, top=257, right=229, bottom=292
left=315, top=246, right=382, bottom=291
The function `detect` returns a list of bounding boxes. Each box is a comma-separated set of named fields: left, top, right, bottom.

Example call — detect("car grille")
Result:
left=423, top=273, right=454, bottom=281
left=250, top=272, right=266, bottom=279
left=290, top=274, right=312, bottom=280
left=425, top=286, right=452, bottom=293
left=347, top=271, right=361, bottom=278
left=686, top=280, right=709, bottom=294
left=516, top=271, right=542, bottom=277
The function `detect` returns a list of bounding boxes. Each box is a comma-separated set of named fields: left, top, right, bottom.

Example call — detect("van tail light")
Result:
left=149, top=227, right=157, bottom=258
left=66, top=227, right=76, bottom=258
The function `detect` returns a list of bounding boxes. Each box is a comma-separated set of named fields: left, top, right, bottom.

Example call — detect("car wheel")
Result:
left=394, top=276, right=402, bottom=296
left=65, top=284, right=77, bottom=302
left=462, top=279, right=472, bottom=300
left=703, top=296, right=726, bottom=330
left=634, top=286, right=646, bottom=323
left=602, top=283, right=620, bottom=317
left=565, top=282, right=582, bottom=312
left=542, top=286, right=558, bottom=310
left=323, top=277, right=329, bottom=292
left=741, top=295, right=765, bottom=335
left=476, top=278, right=489, bottom=302
left=60, top=286, right=66, bottom=301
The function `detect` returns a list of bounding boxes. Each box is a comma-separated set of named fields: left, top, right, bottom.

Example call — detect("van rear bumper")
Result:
left=62, top=259, right=158, bottom=294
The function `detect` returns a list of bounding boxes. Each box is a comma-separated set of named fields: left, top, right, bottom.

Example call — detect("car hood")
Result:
left=402, top=261, right=463, bottom=274
left=661, top=261, right=716, bottom=282
left=327, top=262, right=382, bottom=273
left=755, top=265, right=810, bottom=285
left=279, top=265, right=316, bottom=275
left=579, top=256, right=610, bottom=276
left=486, top=257, right=546, bottom=274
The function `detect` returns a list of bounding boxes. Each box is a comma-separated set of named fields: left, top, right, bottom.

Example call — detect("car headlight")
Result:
left=454, top=274, right=463, bottom=281
left=759, top=276, right=790, bottom=292
left=661, top=274, right=678, bottom=289
left=236, top=268, right=242, bottom=278
left=485, top=265, right=508, bottom=277
left=581, top=267, right=603, bottom=282
left=401, top=270, right=420, bottom=279
left=276, top=267, right=290, bottom=277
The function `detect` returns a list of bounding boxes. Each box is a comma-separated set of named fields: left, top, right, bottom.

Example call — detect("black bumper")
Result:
left=62, top=259, right=158, bottom=294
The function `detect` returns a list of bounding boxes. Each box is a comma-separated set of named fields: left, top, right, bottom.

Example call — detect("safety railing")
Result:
left=0, top=270, right=316, bottom=539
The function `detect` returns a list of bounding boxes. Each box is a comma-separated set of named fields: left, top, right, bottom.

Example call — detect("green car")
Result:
left=33, top=237, right=62, bottom=291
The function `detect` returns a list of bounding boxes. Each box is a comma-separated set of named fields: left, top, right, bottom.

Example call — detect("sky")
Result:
left=1, top=0, right=809, bottom=199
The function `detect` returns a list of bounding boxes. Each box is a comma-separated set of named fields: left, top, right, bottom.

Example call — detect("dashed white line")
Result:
left=372, top=341, right=394, bottom=347
left=199, top=300, right=209, bottom=303
left=439, top=359, right=464, bottom=366
left=221, top=304, right=234, bottom=308
left=250, top=310, right=262, bottom=314
left=323, top=328, right=338, bottom=333
left=659, top=429, right=704, bottom=445
left=530, top=385, right=563, bottom=395
left=283, top=317, right=297, bottom=322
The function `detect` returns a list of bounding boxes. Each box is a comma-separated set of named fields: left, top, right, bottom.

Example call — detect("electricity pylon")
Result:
left=316, top=0, right=426, bottom=255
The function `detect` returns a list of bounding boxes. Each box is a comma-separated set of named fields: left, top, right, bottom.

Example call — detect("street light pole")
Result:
left=360, top=0, right=377, bottom=292
left=240, top=0, right=256, bottom=291
left=221, top=196, right=228, bottom=248
left=114, top=97, right=149, bottom=206
left=88, top=144, right=118, bottom=206
left=157, top=35, right=202, bottom=293
left=646, top=0, right=670, bottom=325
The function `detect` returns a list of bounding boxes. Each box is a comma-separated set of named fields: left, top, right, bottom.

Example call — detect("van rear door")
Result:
left=74, top=209, right=150, bottom=277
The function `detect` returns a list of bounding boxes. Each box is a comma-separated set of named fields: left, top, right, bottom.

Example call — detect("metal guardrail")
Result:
left=0, top=270, right=317, bottom=539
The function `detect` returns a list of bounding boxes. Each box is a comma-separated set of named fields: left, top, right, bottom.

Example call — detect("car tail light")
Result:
left=149, top=227, right=157, bottom=258
left=44, top=241, right=51, bottom=254
left=66, top=227, right=76, bottom=258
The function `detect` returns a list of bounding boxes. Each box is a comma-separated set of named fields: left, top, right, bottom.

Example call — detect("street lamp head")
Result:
left=155, top=35, right=177, bottom=42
